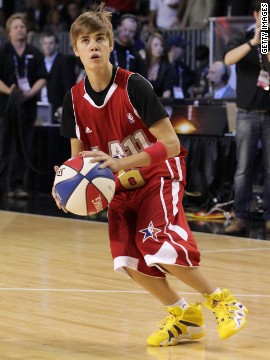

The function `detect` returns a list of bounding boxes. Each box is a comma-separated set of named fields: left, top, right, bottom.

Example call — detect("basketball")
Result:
left=53, top=155, right=115, bottom=216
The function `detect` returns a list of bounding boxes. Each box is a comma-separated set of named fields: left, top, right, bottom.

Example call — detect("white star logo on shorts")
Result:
left=85, top=127, right=92, bottom=133
left=139, top=221, right=161, bottom=242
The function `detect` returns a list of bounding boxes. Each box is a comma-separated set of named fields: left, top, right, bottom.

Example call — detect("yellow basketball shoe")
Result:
left=204, top=289, right=248, bottom=339
left=147, top=303, right=206, bottom=347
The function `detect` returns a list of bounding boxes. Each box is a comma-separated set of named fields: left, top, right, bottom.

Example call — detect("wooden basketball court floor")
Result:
left=0, top=210, right=269, bottom=360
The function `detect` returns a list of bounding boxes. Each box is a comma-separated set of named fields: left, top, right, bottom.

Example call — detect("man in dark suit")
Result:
left=167, top=35, right=197, bottom=98
left=40, top=32, right=76, bottom=122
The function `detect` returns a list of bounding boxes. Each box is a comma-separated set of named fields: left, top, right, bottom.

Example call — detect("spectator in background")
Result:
left=149, top=0, right=181, bottom=30
left=167, top=35, right=197, bottom=98
left=40, top=32, right=76, bottom=122
left=1, top=0, right=16, bottom=20
left=45, top=0, right=62, bottom=11
left=224, top=0, right=270, bottom=234
left=0, top=10, right=6, bottom=33
left=25, top=0, right=49, bottom=32
left=215, top=0, right=254, bottom=16
left=178, top=0, right=216, bottom=29
left=0, top=13, right=47, bottom=198
left=205, top=61, right=236, bottom=99
left=110, top=14, right=146, bottom=76
left=136, top=0, right=151, bottom=31
left=65, top=1, right=82, bottom=30
left=42, top=8, right=68, bottom=33
left=190, top=44, right=209, bottom=98
left=145, top=32, right=175, bottom=98
left=229, top=0, right=254, bottom=15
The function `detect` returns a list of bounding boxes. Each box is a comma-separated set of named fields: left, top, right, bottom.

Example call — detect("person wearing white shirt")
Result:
left=41, top=42, right=58, bottom=103
left=149, top=0, right=180, bottom=29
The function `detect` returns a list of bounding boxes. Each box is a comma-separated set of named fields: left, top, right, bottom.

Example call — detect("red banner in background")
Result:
left=213, top=16, right=254, bottom=60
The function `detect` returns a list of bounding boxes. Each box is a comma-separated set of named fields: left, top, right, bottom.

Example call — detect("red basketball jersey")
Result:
left=71, top=67, right=187, bottom=192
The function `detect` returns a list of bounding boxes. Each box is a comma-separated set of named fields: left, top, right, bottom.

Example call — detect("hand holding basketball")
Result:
left=52, top=165, right=68, bottom=213
left=53, top=155, right=116, bottom=216
left=80, top=150, right=120, bottom=172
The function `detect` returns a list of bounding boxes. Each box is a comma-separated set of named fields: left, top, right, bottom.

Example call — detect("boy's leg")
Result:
left=125, top=268, right=206, bottom=347
left=131, top=177, right=248, bottom=343
left=159, top=265, right=215, bottom=295
left=125, top=267, right=180, bottom=304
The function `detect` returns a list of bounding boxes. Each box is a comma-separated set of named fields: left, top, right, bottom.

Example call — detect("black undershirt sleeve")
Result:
left=60, top=90, right=76, bottom=138
left=127, top=74, right=168, bottom=128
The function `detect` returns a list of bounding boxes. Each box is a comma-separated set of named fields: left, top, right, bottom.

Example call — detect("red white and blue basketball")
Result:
left=54, top=155, right=115, bottom=216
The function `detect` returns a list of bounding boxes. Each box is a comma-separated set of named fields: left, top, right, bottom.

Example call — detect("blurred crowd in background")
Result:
left=0, top=0, right=258, bottom=35
left=0, top=0, right=255, bottom=105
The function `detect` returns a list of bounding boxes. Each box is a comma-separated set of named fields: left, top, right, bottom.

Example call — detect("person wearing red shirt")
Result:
left=105, top=0, right=138, bottom=13
left=52, top=3, right=248, bottom=347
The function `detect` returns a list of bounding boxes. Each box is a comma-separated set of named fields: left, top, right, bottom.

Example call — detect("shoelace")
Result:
left=157, top=314, right=176, bottom=330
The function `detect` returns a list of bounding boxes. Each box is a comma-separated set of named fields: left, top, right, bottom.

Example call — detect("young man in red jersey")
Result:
left=52, top=3, right=248, bottom=346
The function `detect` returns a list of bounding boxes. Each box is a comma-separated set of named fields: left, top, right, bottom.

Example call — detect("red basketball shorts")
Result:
left=108, top=177, right=201, bottom=278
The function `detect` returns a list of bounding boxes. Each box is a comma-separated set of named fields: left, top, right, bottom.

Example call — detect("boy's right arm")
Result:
left=71, top=138, right=84, bottom=157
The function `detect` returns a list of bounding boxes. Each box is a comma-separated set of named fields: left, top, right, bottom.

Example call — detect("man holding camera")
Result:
left=224, top=0, right=270, bottom=234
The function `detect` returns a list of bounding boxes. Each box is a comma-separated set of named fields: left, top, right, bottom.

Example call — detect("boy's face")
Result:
left=74, top=31, right=113, bottom=71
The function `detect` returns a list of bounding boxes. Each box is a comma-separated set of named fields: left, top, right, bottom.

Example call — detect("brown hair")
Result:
left=145, top=32, right=167, bottom=68
left=5, top=13, right=28, bottom=35
left=254, top=0, right=270, bottom=12
left=70, top=2, right=113, bottom=49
